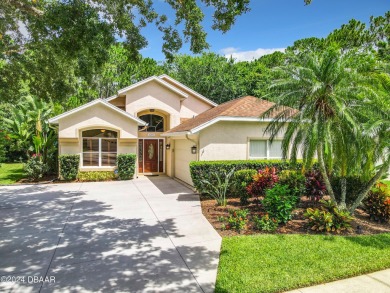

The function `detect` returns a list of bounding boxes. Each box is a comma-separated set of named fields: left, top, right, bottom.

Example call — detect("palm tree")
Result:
left=262, top=46, right=389, bottom=212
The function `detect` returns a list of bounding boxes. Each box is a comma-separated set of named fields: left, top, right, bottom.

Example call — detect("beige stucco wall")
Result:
left=124, top=80, right=213, bottom=129
left=198, top=121, right=296, bottom=161
left=58, top=103, right=138, bottom=139
left=173, top=137, right=198, bottom=185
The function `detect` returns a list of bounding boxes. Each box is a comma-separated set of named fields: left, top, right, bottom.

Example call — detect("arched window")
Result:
left=138, top=114, right=164, bottom=132
left=82, top=129, right=117, bottom=167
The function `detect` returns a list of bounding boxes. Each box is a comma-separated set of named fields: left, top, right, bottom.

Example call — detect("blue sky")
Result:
left=140, top=0, right=389, bottom=61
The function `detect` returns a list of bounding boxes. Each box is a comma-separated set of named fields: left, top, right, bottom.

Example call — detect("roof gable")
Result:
left=48, top=99, right=146, bottom=125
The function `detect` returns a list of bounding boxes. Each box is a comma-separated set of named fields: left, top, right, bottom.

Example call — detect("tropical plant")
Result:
left=253, top=214, right=278, bottom=232
left=201, top=168, right=235, bottom=206
left=263, top=46, right=390, bottom=212
left=262, top=184, right=299, bottom=224
left=363, top=182, right=390, bottom=223
left=247, top=167, right=279, bottom=203
left=3, top=96, right=58, bottom=175
left=304, top=200, right=354, bottom=233
left=305, top=170, right=327, bottom=201
left=232, top=169, right=257, bottom=205
left=219, top=209, right=249, bottom=232
left=278, top=170, right=306, bottom=198
left=24, top=154, right=49, bottom=181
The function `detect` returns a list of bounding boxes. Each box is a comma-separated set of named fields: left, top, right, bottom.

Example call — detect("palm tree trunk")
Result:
left=348, top=156, right=390, bottom=213
left=317, top=143, right=336, bottom=202
left=340, top=177, right=347, bottom=209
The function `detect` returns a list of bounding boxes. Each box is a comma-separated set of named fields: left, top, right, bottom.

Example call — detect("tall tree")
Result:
left=262, top=46, right=389, bottom=212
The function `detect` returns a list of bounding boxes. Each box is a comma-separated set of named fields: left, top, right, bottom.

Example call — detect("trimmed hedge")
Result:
left=77, top=171, right=116, bottom=182
left=190, top=160, right=304, bottom=194
left=59, top=154, right=80, bottom=181
left=117, top=153, right=137, bottom=180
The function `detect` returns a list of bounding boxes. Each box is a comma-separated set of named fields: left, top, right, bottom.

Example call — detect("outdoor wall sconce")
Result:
left=191, top=145, right=197, bottom=154
left=166, top=144, right=171, bottom=150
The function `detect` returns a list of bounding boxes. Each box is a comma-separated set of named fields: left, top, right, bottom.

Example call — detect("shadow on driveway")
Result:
left=0, top=183, right=217, bottom=292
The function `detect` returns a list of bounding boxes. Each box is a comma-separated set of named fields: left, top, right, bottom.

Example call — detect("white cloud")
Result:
left=220, top=47, right=286, bottom=62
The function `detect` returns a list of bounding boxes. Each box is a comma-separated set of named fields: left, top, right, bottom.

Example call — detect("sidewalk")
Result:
left=287, top=269, right=390, bottom=293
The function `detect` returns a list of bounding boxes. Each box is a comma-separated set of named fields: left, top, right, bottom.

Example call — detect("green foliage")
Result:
left=304, top=200, right=353, bottom=233
left=220, top=209, right=249, bottom=232
left=117, top=154, right=136, bottom=180
left=278, top=170, right=306, bottom=197
left=363, top=182, right=390, bottom=223
left=200, top=168, right=235, bottom=206
left=77, top=171, right=116, bottom=182
left=262, top=184, right=299, bottom=224
left=305, top=170, right=327, bottom=201
left=253, top=214, right=278, bottom=232
left=232, top=169, right=257, bottom=205
left=247, top=167, right=279, bottom=200
left=331, top=176, right=368, bottom=205
left=24, top=154, right=49, bottom=181
left=0, top=130, right=7, bottom=165
left=190, top=160, right=303, bottom=194
left=59, top=155, right=80, bottom=181
left=3, top=96, right=57, bottom=173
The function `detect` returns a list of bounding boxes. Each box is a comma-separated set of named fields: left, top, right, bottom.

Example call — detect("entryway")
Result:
left=138, top=138, right=164, bottom=173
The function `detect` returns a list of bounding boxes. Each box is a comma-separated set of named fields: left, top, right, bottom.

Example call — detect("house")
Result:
left=49, top=75, right=293, bottom=186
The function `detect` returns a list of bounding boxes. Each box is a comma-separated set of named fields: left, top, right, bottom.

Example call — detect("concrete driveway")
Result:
left=0, top=176, right=221, bottom=293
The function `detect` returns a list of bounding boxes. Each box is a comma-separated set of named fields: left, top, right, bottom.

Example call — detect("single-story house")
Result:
left=49, top=74, right=297, bottom=186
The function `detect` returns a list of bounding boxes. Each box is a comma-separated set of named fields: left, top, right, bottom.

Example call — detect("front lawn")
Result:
left=216, top=233, right=390, bottom=293
left=0, top=163, right=25, bottom=184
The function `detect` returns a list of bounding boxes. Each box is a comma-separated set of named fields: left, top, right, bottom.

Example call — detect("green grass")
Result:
left=216, top=233, right=390, bottom=293
left=0, top=163, right=26, bottom=184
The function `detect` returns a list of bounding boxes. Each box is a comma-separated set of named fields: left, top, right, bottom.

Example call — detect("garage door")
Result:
left=174, top=140, right=197, bottom=186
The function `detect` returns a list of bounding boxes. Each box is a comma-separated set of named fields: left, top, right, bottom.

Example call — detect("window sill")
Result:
left=79, top=166, right=116, bottom=172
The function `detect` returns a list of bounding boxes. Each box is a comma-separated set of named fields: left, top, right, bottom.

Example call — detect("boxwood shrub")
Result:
left=117, top=153, right=137, bottom=180
left=77, top=171, right=116, bottom=182
left=190, top=160, right=304, bottom=194
left=59, top=154, right=80, bottom=181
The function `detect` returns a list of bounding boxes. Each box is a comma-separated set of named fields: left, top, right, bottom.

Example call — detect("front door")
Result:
left=144, top=139, right=158, bottom=173
left=138, top=139, right=164, bottom=173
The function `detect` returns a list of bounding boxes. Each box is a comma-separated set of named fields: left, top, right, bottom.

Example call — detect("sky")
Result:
left=139, top=0, right=389, bottom=61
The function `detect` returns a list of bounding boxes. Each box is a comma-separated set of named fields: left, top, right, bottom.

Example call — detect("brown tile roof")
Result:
left=166, top=96, right=296, bottom=133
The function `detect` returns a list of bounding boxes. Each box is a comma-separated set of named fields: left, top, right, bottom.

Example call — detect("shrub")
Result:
left=262, top=184, right=298, bottom=224
left=305, top=170, right=326, bottom=201
left=331, top=176, right=367, bottom=205
left=232, top=169, right=257, bottom=205
left=278, top=170, right=306, bottom=197
left=59, top=154, right=80, bottom=180
left=247, top=167, right=279, bottom=202
left=253, top=214, right=278, bottom=232
left=304, top=200, right=353, bottom=233
left=190, top=160, right=304, bottom=193
left=24, top=154, right=49, bottom=181
left=363, top=182, right=390, bottom=223
left=117, top=154, right=136, bottom=180
left=77, top=171, right=116, bottom=182
left=201, top=168, right=235, bottom=206
left=220, top=209, right=249, bottom=232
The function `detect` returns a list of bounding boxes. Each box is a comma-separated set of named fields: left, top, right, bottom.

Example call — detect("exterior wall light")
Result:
left=191, top=145, right=197, bottom=154
left=166, top=144, right=171, bottom=150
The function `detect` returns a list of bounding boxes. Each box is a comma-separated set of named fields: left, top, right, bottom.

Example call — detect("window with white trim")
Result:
left=249, top=139, right=283, bottom=159
left=82, top=129, right=117, bottom=167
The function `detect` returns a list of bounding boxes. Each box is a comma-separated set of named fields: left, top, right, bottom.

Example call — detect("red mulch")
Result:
left=200, top=196, right=390, bottom=237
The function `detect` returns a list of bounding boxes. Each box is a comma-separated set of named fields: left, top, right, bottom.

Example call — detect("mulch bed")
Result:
left=200, top=196, right=390, bottom=237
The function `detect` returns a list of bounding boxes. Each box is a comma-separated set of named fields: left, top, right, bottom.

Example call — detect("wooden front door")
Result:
left=138, top=139, right=164, bottom=173
left=143, top=139, right=158, bottom=173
